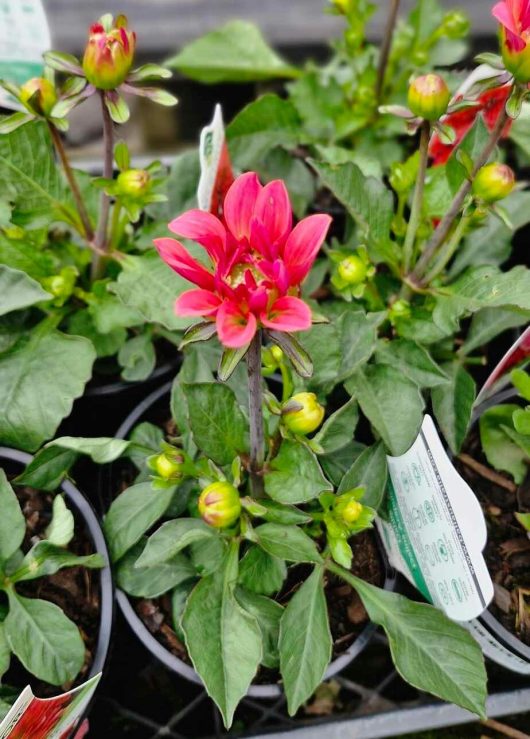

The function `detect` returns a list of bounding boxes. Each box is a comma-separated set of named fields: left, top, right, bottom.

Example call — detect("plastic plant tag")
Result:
left=377, top=415, right=493, bottom=621
left=465, top=619, right=530, bottom=674
left=475, top=325, right=530, bottom=405
left=0, top=0, right=51, bottom=111
left=197, top=104, right=234, bottom=215
left=0, top=672, right=101, bottom=739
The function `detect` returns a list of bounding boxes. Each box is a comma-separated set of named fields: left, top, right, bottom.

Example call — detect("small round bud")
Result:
left=282, top=392, right=325, bottom=435
left=83, top=15, right=136, bottom=90
left=19, top=77, right=57, bottom=117
left=117, top=168, right=150, bottom=197
left=337, top=255, right=368, bottom=285
left=410, top=49, right=428, bottom=66
left=407, top=74, right=450, bottom=121
left=442, top=10, right=470, bottom=39
left=472, top=163, right=515, bottom=203
left=198, top=481, right=241, bottom=528
left=388, top=299, right=411, bottom=323
left=270, top=345, right=284, bottom=363
left=153, top=450, right=184, bottom=481
left=341, top=500, right=363, bottom=524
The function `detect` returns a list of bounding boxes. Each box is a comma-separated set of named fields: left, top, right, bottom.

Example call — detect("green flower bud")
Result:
left=388, top=299, right=411, bottom=324
left=83, top=15, right=136, bottom=90
left=407, top=74, right=450, bottom=121
left=282, top=392, right=325, bottom=435
left=500, top=27, right=530, bottom=84
left=152, top=449, right=184, bottom=481
left=41, top=266, right=77, bottom=306
left=117, top=168, right=150, bottom=197
left=337, top=255, right=368, bottom=286
left=335, top=489, right=364, bottom=525
left=270, top=345, right=283, bottom=364
left=19, top=77, right=57, bottom=117
left=442, top=10, right=470, bottom=39
left=472, top=163, right=515, bottom=203
left=198, top=481, right=241, bottom=528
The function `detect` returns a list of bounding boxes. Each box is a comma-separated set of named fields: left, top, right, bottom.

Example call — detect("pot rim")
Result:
left=85, top=356, right=180, bottom=398
left=113, top=382, right=397, bottom=698
left=0, top=447, right=115, bottom=692
left=470, top=389, right=530, bottom=661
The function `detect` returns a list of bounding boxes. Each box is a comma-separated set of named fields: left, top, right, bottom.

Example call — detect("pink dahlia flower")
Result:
left=155, top=172, right=331, bottom=349
left=493, top=0, right=530, bottom=80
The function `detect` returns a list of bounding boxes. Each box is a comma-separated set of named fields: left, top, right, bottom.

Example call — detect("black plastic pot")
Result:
left=468, top=389, right=530, bottom=669
left=0, top=447, right=114, bottom=710
left=112, top=382, right=397, bottom=699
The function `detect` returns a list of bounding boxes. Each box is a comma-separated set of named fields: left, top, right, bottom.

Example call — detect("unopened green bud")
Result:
left=337, top=255, right=368, bottom=286
left=20, top=77, right=57, bottom=117
left=270, top=345, right=283, bottom=363
left=117, top=168, right=150, bottom=197
left=472, top=163, right=515, bottom=203
left=389, top=299, right=411, bottom=323
left=407, top=74, right=450, bottom=121
left=198, top=481, right=241, bottom=528
left=153, top=450, right=184, bottom=481
left=442, top=10, right=470, bottom=39
left=282, top=392, right=325, bottom=435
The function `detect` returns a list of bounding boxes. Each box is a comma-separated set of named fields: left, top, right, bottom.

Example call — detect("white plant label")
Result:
left=0, top=0, right=51, bottom=110
left=197, top=104, right=234, bottom=214
left=377, top=414, right=494, bottom=621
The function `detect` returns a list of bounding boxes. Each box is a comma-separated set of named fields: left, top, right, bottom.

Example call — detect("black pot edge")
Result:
left=470, top=389, right=530, bottom=664
left=113, top=382, right=397, bottom=698
left=0, top=447, right=115, bottom=715
left=85, top=356, right=180, bottom=399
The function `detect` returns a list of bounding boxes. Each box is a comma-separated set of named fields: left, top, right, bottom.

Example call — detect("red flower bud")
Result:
left=407, top=74, right=450, bottom=121
left=198, top=481, right=241, bottom=528
left=472, top=163, right=515, bottom=203
left=82, top=15, right=136, bottom=90
left=19, top=77, right=57, bottom=117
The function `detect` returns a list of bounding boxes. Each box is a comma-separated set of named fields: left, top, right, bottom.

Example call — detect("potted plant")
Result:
left=35, top=172, right=490, bottom=728
left=0, top=446, right=114, bottom=720
left=0, top=14, right=188, bottom=446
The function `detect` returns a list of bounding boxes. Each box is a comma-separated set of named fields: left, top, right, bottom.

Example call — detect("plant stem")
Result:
left=421, top=213, right=470, bottom=284
left=375, top=0, right=401, bottom=103
left=247, top=331, right=265, bottom=497
left=402, top=120, right=430, bottom=273
left=409, top=99, right=511, bottom=287
left=48, top=122, right=93, bottom=241
left=92, top=91, right=114, bottom=279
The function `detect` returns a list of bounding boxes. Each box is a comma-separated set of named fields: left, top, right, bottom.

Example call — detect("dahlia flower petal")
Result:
left=175, top=288, right=221, bottom=316
left=283, top=214, right=332, bottom=285
left=223, top=172, right=262, bottom=240
left=168, top=209, right=226, bottom=261
left=492, top=0, right=518, bottom=34
left=261, top=296, right=312, bottom=332
left=254, top=179, right=292, bottom=248
left=216, top=301, right=258, bottom=348
left=154, top=237, right=214, bottom=289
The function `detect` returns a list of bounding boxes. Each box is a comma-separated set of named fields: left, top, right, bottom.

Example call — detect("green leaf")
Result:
left=45, top=495, right=74, bottom=546
left=118, top=333, right=156, bottom=381
left=258, top=500, right=312, bottom=525
left=103, top=482, right=175, bottom=562
left=46, top=436, right=131, bottom=463
left=346, top=366, right=424, bottom=456
left=334, top=572, right=487, bottom=718
left=0, top=265, right=50, bottom=316
left=171, top=579, right=195, bottom=640
left=265, top=441, right=332, bottom=504
left=446, top=116, right=489, bottom=194
left=189, top=535, right=227, bottom=576
left=0, top=112, right=34, bottom=134
left=236, top=588, right=283, bottom=669
left=0, top=330, right=95, bottom=452
left=479, top=405, right=527, bottom=484
left=182, top=382, right=248, bottom=466
left=167, top=21, right=298, bottom=83
left=227, top=94, right=301, bottom=169
left=431, top=362, right=476, bottom=454
left=14, top=446, right=78, bottom=492
left=135, top=519, right=215, bottom=568
left=116, top=538, right=195, bottom=598
left=0, top=470, right=25, bottom=561
left=310, top=160, right=393, bottom=257
left=0, top=623, right=10, bottom=681
left=279, top=566, right=332, bottom=715
left=109, top=251, right=192, bottom=331
left=335, top=310, right=378, bottom=383
left=0, top=120, right=63, bottom=228
left=182, top=542, right=262, bottom=728
left=12, top=541, right=104, bottom=582
left=267, top=329, right=313, bottom=378
left=218, top=345, right=249, bottom=382
left=5, top=592, right=84, bottom=685
left=255, top=523, right=322, bottom=564
left=338, top=441, right=388, bottom=510
left=313, top=398, right=359, bottom=454
left=511, top=368, right=530, bottom=403
left=460, top=307, right=530, bottom=355
left=375, top=339, right=449, bottom=389
left=238, top=545, right=287, bottom=596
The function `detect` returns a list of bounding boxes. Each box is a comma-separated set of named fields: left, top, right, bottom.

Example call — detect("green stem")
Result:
left=48, top=121, right=94, bottom=241
left=402, top=121, right=430, bottom=273
left=109, top=201, right=124, bottom=249
left=326, top=558, right=360, bottom=588
left=375, top=0, right=401, bottom=103
left=247, top=331, right=265, bottom=497
left=421, top=214, right=470, bottom=285
left=92, top=91, right=114, bottom=280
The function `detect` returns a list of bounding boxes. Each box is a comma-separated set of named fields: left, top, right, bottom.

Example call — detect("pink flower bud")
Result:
left=407, top=74, right=450, bottom=121
left=472, top=163, right=515, bottom=203
left=198, top=481, right=241, bottom=528
left=82, top=15, right=136, bottom=90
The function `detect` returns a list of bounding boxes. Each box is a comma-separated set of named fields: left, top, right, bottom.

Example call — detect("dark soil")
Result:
left=4, top=484, right=101, bottom=696
left=457, top=432, right=530, bottom=646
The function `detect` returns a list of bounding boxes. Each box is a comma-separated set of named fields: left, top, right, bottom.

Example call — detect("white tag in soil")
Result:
left=377, top=414, right=493, bottom=621
left=197, top=104, right=233, bottom=214
left=0, top=672, right=101, bottom=738
left=0, top=0, right=51, bottom=110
